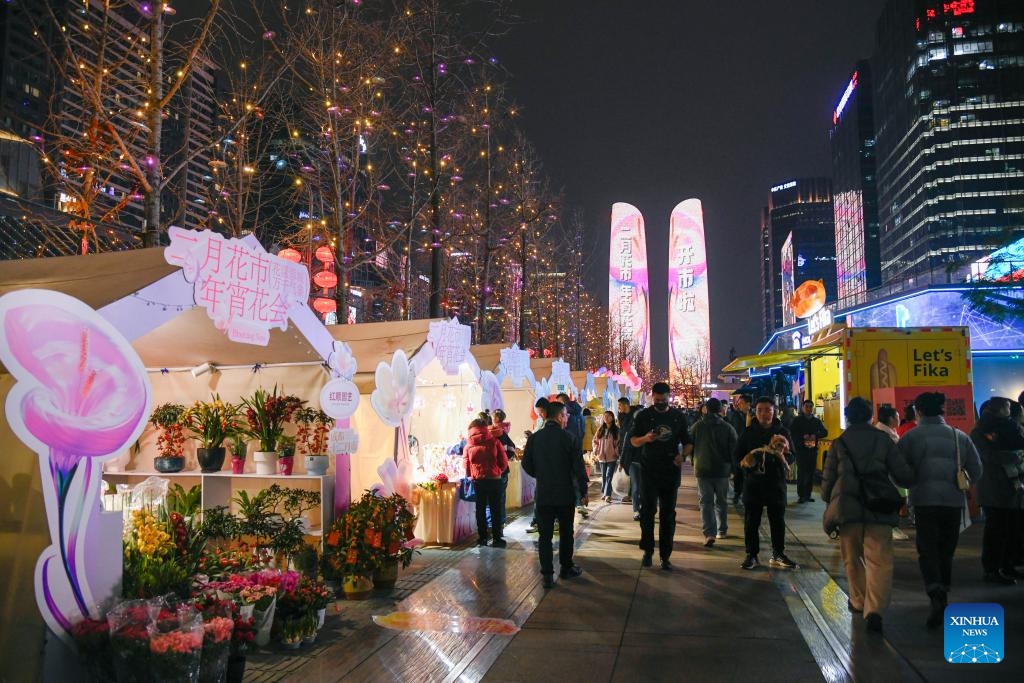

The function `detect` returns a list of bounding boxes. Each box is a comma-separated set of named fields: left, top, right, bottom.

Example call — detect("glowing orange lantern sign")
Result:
left=315, top=246, right=335, bottom=263
left=313, top=270, right=339, bottom=289
left=278, top=248, right=302, bottom=263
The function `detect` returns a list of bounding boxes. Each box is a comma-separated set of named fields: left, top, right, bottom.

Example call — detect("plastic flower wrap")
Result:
left=70, top=615, right=115, bottom=683
left=0, top=291, right=151, bottom=637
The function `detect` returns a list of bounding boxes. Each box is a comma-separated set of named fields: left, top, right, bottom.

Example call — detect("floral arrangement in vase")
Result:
left=239, top=386, right=305, bottom=452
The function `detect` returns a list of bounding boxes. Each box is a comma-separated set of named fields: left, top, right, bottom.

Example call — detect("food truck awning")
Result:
left=721, top=342, right=842, bottom=374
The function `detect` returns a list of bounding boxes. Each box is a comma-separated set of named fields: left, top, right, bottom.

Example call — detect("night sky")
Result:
left=493, top=0, right=888, bottom=374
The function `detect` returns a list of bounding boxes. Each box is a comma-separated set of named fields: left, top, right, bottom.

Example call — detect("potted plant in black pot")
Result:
left=149, top=403, right=186, bottom=472
left=181, top=396, right=239, bottom=473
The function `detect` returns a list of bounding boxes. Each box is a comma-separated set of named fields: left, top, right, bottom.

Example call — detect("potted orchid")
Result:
left=150, top=403, right=186, bottom=472
left=239, top=387, right=305, bottom=475
left=294, top=407, right=335, bottom=476
left=180, top=396, right=239, bottom=473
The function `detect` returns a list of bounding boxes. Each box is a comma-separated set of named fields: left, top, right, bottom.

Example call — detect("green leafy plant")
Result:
left=180, top=396, right=239, bottom=450
left=238, top=386, right=305, bottom=452
left=165, top=484, right=202, bottom=518
left=197, top=506, right=240, bottom=542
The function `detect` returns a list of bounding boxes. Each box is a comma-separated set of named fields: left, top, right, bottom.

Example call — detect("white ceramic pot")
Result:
left=253, top=451, right=279, bottom=475
left=304, top=454, right=330, bottom=476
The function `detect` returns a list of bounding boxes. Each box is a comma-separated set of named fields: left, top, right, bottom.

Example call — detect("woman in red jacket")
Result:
left=464, top=417, right=509, bottom=547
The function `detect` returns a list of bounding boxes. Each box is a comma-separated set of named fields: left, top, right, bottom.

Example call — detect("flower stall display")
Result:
left=193, top=595, right=235, bottom=683
left=108, top=600, right=159, bottom=683
left=122, top=508, right=194, bottom=600
left=181, top=396, right=240, bottom=473
left=294, top=407, right=335, bottom=475
left=239, top=387, right=305, bottom=474
left=323, top=490, right=417, bottom=598
left=149, top=403, right=186, bottom=473
left=147, top=605, right=204, bottom=682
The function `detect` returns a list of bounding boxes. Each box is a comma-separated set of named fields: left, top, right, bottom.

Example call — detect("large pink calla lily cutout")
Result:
left=0, top=290, right=151, bottom=640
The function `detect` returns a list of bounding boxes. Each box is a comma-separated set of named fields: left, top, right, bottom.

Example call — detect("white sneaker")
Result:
left=892, top=527, right=909, bottom=540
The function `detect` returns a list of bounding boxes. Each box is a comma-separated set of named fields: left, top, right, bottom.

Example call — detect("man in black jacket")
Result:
left=631, top=382, right=693, bottom=570
left=617, top=399, right=642, bottom=518
left=734, top=396, right=797, bottom=571
left=789, top=400, right=829, bottom=503
left=727, top=394, right=752, bottom=505
left=522, top=401, right=589, bottom=588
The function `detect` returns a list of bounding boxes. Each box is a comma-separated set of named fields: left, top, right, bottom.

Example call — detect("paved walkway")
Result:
left=248, top=468, right=1024, bottom=682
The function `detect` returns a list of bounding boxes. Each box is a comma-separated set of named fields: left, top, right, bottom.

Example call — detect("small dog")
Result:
left=740, top=434, right=791, bottom=475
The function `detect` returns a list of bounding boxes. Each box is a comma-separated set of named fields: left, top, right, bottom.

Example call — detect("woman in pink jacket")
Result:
left=464, top=418, right=509, bottom=547
left=593, top=411, right=621, bottom=502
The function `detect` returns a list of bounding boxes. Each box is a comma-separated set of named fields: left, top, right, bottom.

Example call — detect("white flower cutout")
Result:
left=371, top=350, right=416, bottom=427
left=329, top=340, right=357, bottom=380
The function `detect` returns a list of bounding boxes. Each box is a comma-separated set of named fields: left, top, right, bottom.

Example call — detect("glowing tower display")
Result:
left=608, top=203, right=651, bottom=370
left=668, top=199, right=710, bottom=384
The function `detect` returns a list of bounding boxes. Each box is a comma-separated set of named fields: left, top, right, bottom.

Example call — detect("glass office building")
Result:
left=873, top=0, right=1024, bottom=286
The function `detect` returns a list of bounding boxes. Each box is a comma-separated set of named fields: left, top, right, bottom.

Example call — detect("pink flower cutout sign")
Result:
left=164, top=227, right=311, bottom=346
left=0, top=290, right=151, bottom=641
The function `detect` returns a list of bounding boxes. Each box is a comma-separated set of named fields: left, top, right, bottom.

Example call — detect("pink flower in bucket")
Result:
left=0, top=290, right=150, bottom=636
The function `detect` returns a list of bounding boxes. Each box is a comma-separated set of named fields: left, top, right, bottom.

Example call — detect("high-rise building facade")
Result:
left=873, top=0, right=1024, bottom=286
left=762, top=178, right=837, bottom=337
left=759, top=206, right=773, bottom=339
left=830, top=61, right=881, bottom=309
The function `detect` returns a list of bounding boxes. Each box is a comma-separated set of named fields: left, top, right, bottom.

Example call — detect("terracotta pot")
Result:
left=197, top=447, right=226, bottom=473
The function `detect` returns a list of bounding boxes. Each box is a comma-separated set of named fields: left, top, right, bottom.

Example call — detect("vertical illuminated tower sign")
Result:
left=608, top=203, right=651, bottom=369
left=668, top=199, right=710, bottom=383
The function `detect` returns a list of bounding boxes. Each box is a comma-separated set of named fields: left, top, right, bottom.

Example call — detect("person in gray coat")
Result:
left=690, top=398, right=738, bottom=546
left=897, top=391, right=982, bottom=629
left=821, top=397, right=914, bottom=634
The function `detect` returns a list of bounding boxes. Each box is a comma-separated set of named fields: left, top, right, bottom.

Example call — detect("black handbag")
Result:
left=837, top=436, right=902, bottom=514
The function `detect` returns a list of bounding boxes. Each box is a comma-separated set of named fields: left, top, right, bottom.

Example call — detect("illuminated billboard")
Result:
left=668, top=199, right=710, bottom=383
left=609, top=203, right=651, bottom=369
left=971, top=235, right=1024, bottom=282
left=781, top=233, right=796, bottom=327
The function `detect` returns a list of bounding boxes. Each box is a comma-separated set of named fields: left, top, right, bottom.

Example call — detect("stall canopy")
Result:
left=721, top=343, right=842, bottom=374
left=0, top=248, right=433, bottom=376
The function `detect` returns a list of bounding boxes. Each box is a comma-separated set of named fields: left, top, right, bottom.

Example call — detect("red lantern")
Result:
left=312, top=297, right=337, bottom=314
left=278, top=248, right=302, bottom=263
left=313, top=269, right=338, bottom=289
left=315, top=246, right=335, bottom=263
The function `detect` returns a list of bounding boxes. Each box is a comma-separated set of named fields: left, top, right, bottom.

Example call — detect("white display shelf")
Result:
left=102, top=470, right=335, bottom=538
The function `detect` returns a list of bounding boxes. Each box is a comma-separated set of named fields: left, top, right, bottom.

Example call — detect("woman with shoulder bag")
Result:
left=897, top=391, right=982, bottom=629
left=593, top=411, right=620, bottom=502
left=822, top=397, right=914, bottom=634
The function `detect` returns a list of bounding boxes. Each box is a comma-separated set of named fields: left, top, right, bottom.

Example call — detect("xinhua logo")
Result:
left=944, top=603, right=1004, bottom=664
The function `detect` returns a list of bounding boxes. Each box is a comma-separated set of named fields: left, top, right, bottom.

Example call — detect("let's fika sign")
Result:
left=945, top=603, right=1004, bottom=664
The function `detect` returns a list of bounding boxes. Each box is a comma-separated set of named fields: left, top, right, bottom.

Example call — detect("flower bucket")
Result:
left=231, top=458, right=246, bottom=475
left=316, top=607, right=326, bottom=630
left=253, top=596, right=277, bottom=647
left=373, top=560, right=399, bottom=590
left=226, top=654, right=246, bottom=683
left=304, top=455, right=329, bottom=476
left=197, top=447, right=227, bottom=473
left=238, top=604, right=255, bottom=621
left=253, top=451, right=278, bottom=476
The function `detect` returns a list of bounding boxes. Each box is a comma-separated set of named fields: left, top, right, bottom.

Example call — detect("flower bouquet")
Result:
left=193, top=597, right=235, bottom=683
left=71, top=616, right=115, bottom=683
left=122, top=508, right=191, bottom=599
left=148, top=619, right=203, bottom=683
left=107, top=600, right=160, bottom=683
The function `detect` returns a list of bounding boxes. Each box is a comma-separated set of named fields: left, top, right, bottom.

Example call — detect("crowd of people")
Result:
left=461, top=382, right=1024, bottom=635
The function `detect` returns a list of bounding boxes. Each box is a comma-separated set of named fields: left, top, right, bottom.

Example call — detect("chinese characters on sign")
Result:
left=608, top=203, right=651, bottom=369
left=499, top=343, right=531, bottom=387
left=165, top=228, right=311, bottom=346
left=668, top=199, right=711, bottom=385
left=320, top=378, right=361, bottom=419
left=428, top=317, right=472, bottom=375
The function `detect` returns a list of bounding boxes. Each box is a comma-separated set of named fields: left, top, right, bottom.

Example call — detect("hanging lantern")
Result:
left=278, top=248, right=302, bottom=263
left=313, top=269, right=339, bottom=289
left=315, top=246, right=335, bottom=263
left=312, top=297, right=337, bottom=314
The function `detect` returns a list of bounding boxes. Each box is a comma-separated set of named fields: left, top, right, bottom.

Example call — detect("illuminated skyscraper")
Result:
left=830, top=61, right=881, bottom=309
left=762, top=178, right=836, bottom=339
left=873, top=0, right=1024, bottom=286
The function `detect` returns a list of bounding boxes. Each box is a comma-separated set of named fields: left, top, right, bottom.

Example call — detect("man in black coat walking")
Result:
left=522, top=401, right=589, bottom=588
left=788, top=400, right=829, bottom=503
left=734, top=396, right=798, bottom=571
